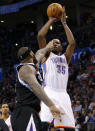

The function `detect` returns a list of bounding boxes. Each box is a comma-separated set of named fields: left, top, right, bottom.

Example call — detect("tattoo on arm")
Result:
left=19, top=65, right=54, bottom=107
left=35, top=44, right=52, bottom=63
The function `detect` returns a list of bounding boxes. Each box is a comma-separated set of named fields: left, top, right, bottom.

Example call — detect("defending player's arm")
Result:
left=35, top=40, right=53, bottom=64
left=37, top=18, right=56, bottom=49
left=19, top=65, right=62, bottom=118
left=61, top=8, right=76, bottom=64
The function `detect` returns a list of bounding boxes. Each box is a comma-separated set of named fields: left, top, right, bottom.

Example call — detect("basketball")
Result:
left=47, top=3, right=63, bottom=19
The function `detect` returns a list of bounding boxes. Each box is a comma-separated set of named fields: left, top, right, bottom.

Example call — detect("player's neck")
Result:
left=53, top=52, right=60, bottom=56
left=57, top=52, right=60, bottom=56
left=2, top=114, right=10, bottom=121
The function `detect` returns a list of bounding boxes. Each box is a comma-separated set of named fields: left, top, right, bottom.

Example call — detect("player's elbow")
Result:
left=70, top=40, right=76, bottom=46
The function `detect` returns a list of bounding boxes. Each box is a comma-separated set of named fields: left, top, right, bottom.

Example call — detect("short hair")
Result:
left=17, top=47, right=31, bottom=61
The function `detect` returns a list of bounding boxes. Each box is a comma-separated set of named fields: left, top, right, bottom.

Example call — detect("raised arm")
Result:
left=35, top=40, right=53, bottom=64
left=37, top=18, right=56, bottom=49
left=19, top=65, right=62, bottom=118
left=61, top=8, right=76, bottom=64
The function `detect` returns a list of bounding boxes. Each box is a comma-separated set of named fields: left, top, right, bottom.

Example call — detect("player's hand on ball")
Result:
left=49, top=17, right=58, bottom=22
left=61, top=7, right=66, bottom=23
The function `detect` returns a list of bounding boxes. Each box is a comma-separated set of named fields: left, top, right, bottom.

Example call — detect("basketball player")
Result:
left=1, top=103, right=13, bottom=131
left=37, top=8, right=76, bottom=131
left=11, top=42, right=62, bottom=131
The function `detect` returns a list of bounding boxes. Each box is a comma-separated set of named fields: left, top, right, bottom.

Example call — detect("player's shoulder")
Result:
left=19, top=64, right=36, bottom=75
left=62, top=53, right=66, bottom=58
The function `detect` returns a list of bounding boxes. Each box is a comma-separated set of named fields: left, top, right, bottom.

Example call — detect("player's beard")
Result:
left=52, top=50, right=59, bottom=55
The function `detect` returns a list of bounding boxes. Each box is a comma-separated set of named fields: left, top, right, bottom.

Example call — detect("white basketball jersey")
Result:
left=42, top=52, right=68, bottom=91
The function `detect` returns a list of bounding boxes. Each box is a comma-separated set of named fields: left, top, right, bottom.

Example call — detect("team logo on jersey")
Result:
left=51, top=57, right=66, bottom=64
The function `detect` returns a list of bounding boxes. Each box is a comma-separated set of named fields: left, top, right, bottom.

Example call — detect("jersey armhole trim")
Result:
left=41, top=52, right=51, bottom=65
left=63, top=53, right=69, bottom=66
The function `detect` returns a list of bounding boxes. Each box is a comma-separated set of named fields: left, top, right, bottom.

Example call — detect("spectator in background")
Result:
left=74, top=111, right=79, bottom=124
left=89, top=99, right=95, bottom=111
left=87, top=110, right=95, bottom=131
left=74, top=111, right=81, bottom=131
left=0, top=103, right=13, bottom=131
left=83, top=98, right=89, bottom=110
left=73, top=101, right=82, bottom=112
left=78, top=109, right=88, bottom=130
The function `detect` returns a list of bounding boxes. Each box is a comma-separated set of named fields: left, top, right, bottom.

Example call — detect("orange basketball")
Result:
left=47, top=3, right=63, bottom=19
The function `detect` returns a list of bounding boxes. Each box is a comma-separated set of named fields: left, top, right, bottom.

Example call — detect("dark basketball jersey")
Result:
left=15, top=63, right=42, bottom=113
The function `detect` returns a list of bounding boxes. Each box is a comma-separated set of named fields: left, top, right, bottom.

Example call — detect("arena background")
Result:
left=0, top=0, right=95, bottom=130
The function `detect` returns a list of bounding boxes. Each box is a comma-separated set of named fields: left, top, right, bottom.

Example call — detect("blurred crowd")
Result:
left=68, top=53, right=95, bottom=131
left=0, top=18, right=95, bottom=130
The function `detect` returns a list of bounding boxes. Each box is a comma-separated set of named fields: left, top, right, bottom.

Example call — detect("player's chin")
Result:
left=52, top=49, right=59, bottom=54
